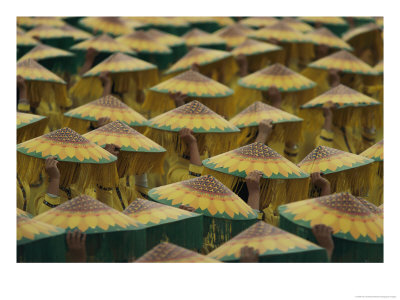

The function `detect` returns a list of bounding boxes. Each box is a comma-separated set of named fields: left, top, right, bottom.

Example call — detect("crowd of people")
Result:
left=16, top=16, right=383, bottom=263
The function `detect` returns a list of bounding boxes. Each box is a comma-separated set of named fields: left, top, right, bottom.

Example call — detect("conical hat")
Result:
left=215, top=23, right=256, bottom=35
left=307, top=50, right=377, bottom=75
left=215, top=26, right=249, bottom=48
left=238, top=63, right=316, bottom=92
left=164, top=47, right=232, bottom=75
left=64, top=95, right=148, bottom=127
left=249, top=22, right=309, bottom=43
left=70, top=34, right=136, bottom=55
left=278, top=192, right=383, bottom=243
left=123, top=198, right=199, bottom=226
left=360, top=140, right=383, bottom=162
left=231, top=38, right=282, bottom=57
left=141, top=17, right=190, bottom=27
left=230, top=101, right=303, bottom=128
left=79, top=17, right=133, bottom=36
left=298, top=17, right=347, bottom=25
left=17, top=214, right=65, bottom=246
left=146, top=29, right=185, bottom=46
left=182, top=17, right=219, bottom=24
left=18, top=44, right=75, bottom=62
left=305, top=28, right=353, bottom=50
left=148, top=175, right=257, bottom=220
left=17, top=112, right=47, bottom=130
left=35, top=195, right=145, bottom=233
left=182, top=28, right=226, bottom=48
left=298, top=145, right=373, bottom=175
left=121, top=18, right=150, bottom=30
left=116, top=31, right=172, bottom=54
left=147, top=100, right=239, bottom=133
left=208, top=221, right=325, bottom=261
left=280, top=18, right=314, bottom=33
left=211, top=17, right=235, bottom=27
left=375, top=17, right=383, bottom=28
left=357, top=197, right=383, bottom=217
left=17, top=208, right=33, bottom=218
left=135, top=242, right=220, bottom=263
left=301, top=84, right=381, bottom=109
left=59, top=24, right=93, bottom=41
left=149, top=69, right=233, bottom=98
left=83, top=120, right=165, bottom=153
left=239, top=17, right=279, bottom=28
left=26, top=25, right=71, bottom=39
left=203, top=142, right=309, bottom=179
left=374, top=61, right=383, bottom=75
left=82, top=52, right=157, bottom=77
left=342, top=23, right=381, bottom=42
left=17, top=31, right=39, bottom=46
left=17, top=17, right=66, bottom=28
left=17, top=127, right=117, bottom=164
left=17, top=59, right=66, bottom=84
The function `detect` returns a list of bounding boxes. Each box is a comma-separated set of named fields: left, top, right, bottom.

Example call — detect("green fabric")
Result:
left=17, top=45, right=35, bottom=60
left=151, top=25, right=190, bottom=36
left=41, top=37, right=76, bottom=51
left=278, top=215, right=383, bottom=262
left=137, top=52, right=173, bottom=71
left=238, top=79, right=316, bottom=92
left=170, top=44, right=188, bottom=62
left=189, top=23, right=221, bottom=33
left=144, top=214, right=203, bottom=252
left=17, top=234, right=67, bottom=263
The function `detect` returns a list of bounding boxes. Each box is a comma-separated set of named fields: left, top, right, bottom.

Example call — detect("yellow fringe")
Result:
left=247, top=51, right=286, bottom=73
left=63, top=116, right=91, bottom=135
left=200, top=56, right=239, bottom=84
left=68, top=77, right=103, bottom=107
left=145, top=127, right=239, bottom=157
left=26, top=81, right=69, bottom=108
left=142, top=91, right=236, bottom=118
left=116, top=151, right=166, bottom=178
left=234, top=86, right=263, bottom=112
left=17, top=118, right=49, bottom=144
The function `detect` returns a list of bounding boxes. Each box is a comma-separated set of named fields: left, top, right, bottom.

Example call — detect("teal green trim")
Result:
left=148, top=189, right=257, bottom=220
left=148, top=123, right=240, bottom=133
left=202, top=159, right=309, bottom=179
left=149, top=87, right=234, bottom=98
left=83, top=65, right=157, bottom=78
left=278, top=206, right=383, bottom=244
left=237, top=78, right=316, bottom=92
left=235, top=118, right=303, bottom=128
left=301, top=101, right=381, bottom=109
left=96, top=143, right=166, bottom=153
left=17, top=227, right=65, bottom=246
left=163, top=51, right=232, bottom=75
left=21, top=77, right=66, bottom=85
left=307, top=64, right=378, bottom=76
left=17, top=146, right=117, bottom=164
left=318, top=159, right=374, bottom=175
left=63, top=113, right=147, bottom=127
left=17, top=116, right=47, bottom=129
left=64, top=222, right=146, bottom=234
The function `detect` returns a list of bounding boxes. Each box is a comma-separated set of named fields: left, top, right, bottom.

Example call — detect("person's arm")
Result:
left=99, top=71, right=112, bottom=97
left=79, top=47, right=98, bottom=76
left=328, top=68, right=340, bottom=88
left=255, top=119, right=273, bottom=144
left=66, top=230, right=87, bottom=263
left=311, top=172, right=331, bottom=196
left=245, top=170, right=263, bottom=211
left=45, top=156, right=60, bottom=196
left=316, top=102, right=335, bottom=147
left=239, top=246, right=259, bottom=263
left=311, top=224, right=334, bottom=261
left=236, top=54, right=248, bottom=77
left=169, top=91, right=188, bottom=107
left=262, top=85, right=283, bottom=109
left=179, top=128, right=202, bottom=166
left=17, top=75, right=30, bottom=112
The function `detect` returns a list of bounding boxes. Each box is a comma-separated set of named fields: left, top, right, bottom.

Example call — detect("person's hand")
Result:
left=190, top=63, right=200, bottom=72
left=267, top=85, right=282, bottom=108
left=179, top=128, right=197, bottom=146
left=17, top=75, right=27, bottom=91
left=328, top=68, right=340, bottom=87
left=311, top=172, right=330, bottom=188
left=256, top=119, right=273, bottom=144
left=45, top=156, right=60, bottom=180
left=322, top=101, right=335, bottom=128
left=104, top=143, right=120, bottom=157
left=169, top=91, right=188, bottom=107
left=236, top=54, right=248, bottom=77
left=66, top=230, right=87, bottom=263
left=240, top=246, right=259, bottom=263
left=245, top=170, right=263, bottom=194
left=96, top=117, right=111, bottom=128
left=85, top=47, right=98, bottom=61
left=311, top=224, right=334, bottom=260
left=179, top=204, right=196, bottom=212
